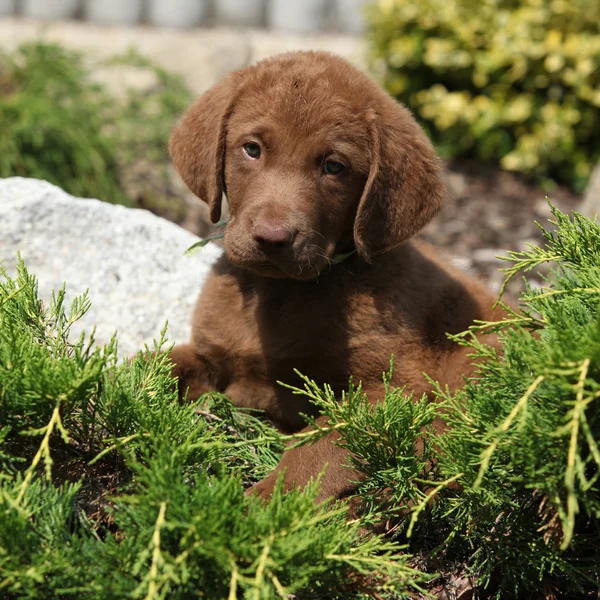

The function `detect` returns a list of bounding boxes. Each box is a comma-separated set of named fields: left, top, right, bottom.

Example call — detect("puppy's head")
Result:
left=170, top=51, right=443, bottom=280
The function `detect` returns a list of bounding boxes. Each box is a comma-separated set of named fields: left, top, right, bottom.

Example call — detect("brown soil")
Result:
left=422, top=160, right=582, bottom=298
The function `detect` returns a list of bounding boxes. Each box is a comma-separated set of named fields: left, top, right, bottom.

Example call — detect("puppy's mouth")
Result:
left=241, top=260, right=322, bottom=280
left=224, top=230, right=337, bottom=280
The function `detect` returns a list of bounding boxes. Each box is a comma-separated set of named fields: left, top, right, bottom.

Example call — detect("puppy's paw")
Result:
left=245, top=470, right=282, bottom=501
left=167, top=343, right=211, bottom=402
left=245, top=481, right=273, bottom=501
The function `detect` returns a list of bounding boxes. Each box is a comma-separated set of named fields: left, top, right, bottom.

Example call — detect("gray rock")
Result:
left=579, top=163, right=600, bottom=220
left=0, top=178, right=222, bottom=358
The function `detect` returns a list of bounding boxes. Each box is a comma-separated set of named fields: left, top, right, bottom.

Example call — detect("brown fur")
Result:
left=167, top=51, right=504, bottom=502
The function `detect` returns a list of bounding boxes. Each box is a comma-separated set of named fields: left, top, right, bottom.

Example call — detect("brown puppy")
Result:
left=168, top=51, right=503, bottom=501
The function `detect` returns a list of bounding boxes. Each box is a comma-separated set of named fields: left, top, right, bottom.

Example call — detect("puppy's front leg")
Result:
left=168, top=343, right=214, bottom=402
left=250, top=415, right=364, bottom=503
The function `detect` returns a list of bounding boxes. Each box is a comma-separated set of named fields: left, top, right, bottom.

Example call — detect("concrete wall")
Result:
left=0, top=0, right=369, bottom=34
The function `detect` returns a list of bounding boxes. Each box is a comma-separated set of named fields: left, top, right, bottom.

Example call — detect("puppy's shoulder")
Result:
left=200, top=254, right=257, bottom=303
left=368, top=240, right=502, bottom=330
left=192, top=254, right=259, bottom=336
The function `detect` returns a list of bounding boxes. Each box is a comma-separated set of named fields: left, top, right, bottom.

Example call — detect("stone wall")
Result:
left=0, top=0, right=368, bottom=33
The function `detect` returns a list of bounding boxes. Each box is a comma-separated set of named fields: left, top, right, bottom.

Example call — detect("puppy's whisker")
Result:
left=306, top=243, right=336, bottom=272
left=306, top=229, right=326, bottom=241
left=313, top=250, right=333, bottom=274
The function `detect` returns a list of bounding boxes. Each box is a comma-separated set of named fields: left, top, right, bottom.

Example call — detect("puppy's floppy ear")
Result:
left=354, top=103, right=444, bottom=261
left=169, top=73, right=242, bottom=223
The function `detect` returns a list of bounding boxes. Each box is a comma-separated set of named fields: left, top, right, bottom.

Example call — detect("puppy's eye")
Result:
left=323, top=160, right=345, bottom=175
left=243, top=143, right=261, bottom=159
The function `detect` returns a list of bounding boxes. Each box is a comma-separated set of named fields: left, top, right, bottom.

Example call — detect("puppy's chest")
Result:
left=192, top=273, right=408, bottom=385
left=197, top=280, right=350, bottom=357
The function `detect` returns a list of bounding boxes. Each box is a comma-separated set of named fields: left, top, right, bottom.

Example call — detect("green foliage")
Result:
left=0, top=43, right=124, bottom=203
left=0, top=42, right=192, bottom=208
left=432, top=207, right=600, bottom=595
left=367, top=0, right=600, bottom=191
left=0, top=259, right=426, bottom=599
left=2, top=201, right=599, bottom=597
left=293, top=202, right=599, bottom=597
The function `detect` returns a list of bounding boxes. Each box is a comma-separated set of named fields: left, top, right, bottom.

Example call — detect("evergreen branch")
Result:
left=407, top=473, right=464, bottom=538
left=326, top=551, right=398, bottom=568
left=88, top=433, right=144, bottom=465
left=173, top=540, right=203, bottom=566
left=181, top=421, right=347, bottom=454
left=497, top=251, right=563, bottom=300
left=0, top=281, right=29, bottom=309
left=561, top=358, right=589, bottom=549
left=522, top=286, right=600, bottom=301
left=267, top=570, right=288, bottom=599
left=252, top=535, right=274, bottom=600
left=228, top=563, right=239, bottom=600
left=581, top=412, right=600, bottom=470
left=474, top=375, right=545, bottom=488
left=143, top=501, right=167, bottom=600
left=16, top=402, right=69, bottom=503
left=452, top=314, right=545, bottom=339
left=286, top=505, right=349, bottom=532
left=325, top=546, right=431, bottom=595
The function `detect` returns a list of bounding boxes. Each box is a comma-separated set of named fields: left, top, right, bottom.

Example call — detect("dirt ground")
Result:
left=424, top=160, right=582, bottom=297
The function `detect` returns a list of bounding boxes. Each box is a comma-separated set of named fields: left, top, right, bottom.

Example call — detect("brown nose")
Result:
left=252, top=220, right=296, bottom=246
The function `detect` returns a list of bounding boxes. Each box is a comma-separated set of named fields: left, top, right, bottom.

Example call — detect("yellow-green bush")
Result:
left=367, top=0, right=600, bottom=191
